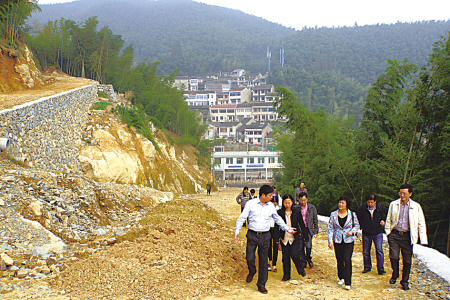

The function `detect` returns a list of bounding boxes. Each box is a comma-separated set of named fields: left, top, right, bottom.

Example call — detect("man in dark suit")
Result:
left=297, top=192, right=318, bottom=267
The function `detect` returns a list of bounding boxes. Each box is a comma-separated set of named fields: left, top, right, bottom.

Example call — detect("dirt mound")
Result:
left=42, top=67, right=69, bottom=77
left=50, top=199, right=247, bottom=299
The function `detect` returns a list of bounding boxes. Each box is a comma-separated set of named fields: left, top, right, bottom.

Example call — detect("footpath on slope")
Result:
left=1, top=183, right=448, bottom=299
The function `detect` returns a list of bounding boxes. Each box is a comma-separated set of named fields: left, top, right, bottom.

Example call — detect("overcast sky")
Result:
left=37, top=0, right=450, bottom=30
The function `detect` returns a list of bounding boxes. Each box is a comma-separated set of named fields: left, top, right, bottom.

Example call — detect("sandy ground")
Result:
left=198, top=188, right=429, bottom=300
left=0, top=76, right=95, bottom=111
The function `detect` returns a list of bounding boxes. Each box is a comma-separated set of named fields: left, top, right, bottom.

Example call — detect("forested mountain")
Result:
left=31, top=0, right=450, bottom=83
left=30, top=0, right=294, bottom=75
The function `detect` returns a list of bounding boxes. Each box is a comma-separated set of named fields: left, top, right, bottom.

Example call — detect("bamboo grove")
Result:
left=274, top=34, right=450, bottom=256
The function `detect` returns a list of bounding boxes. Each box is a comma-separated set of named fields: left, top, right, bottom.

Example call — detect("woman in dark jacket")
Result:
left=278, top=194, right=309, bottom=281
left=236, top=187, right=252, bottom=227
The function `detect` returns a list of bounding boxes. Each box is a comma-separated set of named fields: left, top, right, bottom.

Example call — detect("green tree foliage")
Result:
left=25, top=16, right=126, bottom=84
left=268, top=67, right=368, bottom=124
left=0, top=0, right=40, bottom=45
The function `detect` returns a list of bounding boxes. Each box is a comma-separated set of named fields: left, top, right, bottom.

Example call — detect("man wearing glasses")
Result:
left=385, top=184, right=427, bottom=290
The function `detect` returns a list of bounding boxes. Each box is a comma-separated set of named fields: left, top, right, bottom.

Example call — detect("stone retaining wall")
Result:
left=97, top=84, right=118, bottom=102
left=0, top=84, right=97, bottom=172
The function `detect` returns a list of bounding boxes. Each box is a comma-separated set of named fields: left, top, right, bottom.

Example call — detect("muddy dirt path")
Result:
left=197, top=188, right=428, bottom=300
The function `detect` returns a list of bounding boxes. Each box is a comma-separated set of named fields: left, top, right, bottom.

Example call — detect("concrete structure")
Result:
left=184, top=91, right=217, bottom=107
left=210, top=104, right=236, bottom=122
left=252, top=84, right=275, bottom=102
left=213, top=151, right=281, bottom=181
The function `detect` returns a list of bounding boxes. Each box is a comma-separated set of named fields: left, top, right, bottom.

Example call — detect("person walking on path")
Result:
left=234, top=185, right=297, bottom=294
left=297, top=192, right=318, bottom=268
left=294, top=182, right=308, bottom=205
left=272, top=186, right=282, bottom=208
left=278, top=194, right=308, bottom=281
left=236, top=187, right=252, bottom=227
left=206, top=183, right=211, bottom=195
left=268, top=197, right=280, bottom=272
left=356, top=194, right=388, bottom=275
left=328, top=196, right=360, bottom=290
left=385, top=184, right=427, bottom=291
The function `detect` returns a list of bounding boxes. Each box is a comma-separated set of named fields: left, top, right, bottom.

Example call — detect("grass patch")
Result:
left=92, top=101, right=112, bottom=110
left=97, top=90, right=109, bottom=98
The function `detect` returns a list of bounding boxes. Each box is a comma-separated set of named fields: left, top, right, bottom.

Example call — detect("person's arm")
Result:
left=234, top=202, right=251, bottom=241
left=272, top=211, right=296, bottom=234
left=417, top=204, right=428, bottom=245
left=327, top=214, right=334, bottom=249
left=384, top=203, right=393, bottom=235
left=236, top=193, right=242, bottom=204
left=350, top=212, right=360, bottom=235
left=312, top=206, right=319, bottom=236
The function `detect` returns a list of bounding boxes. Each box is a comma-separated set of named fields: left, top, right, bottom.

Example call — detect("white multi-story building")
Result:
left=210, top=104, right=236, bottom=122
left=184, top=91, right=217, bottom=106
left=213, top=151, right=281, bottom=181
left=252, top=84, right=275, bottom=102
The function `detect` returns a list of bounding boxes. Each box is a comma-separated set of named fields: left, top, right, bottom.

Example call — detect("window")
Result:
left=227, top=109, right=235, bottom=113
left=220, top=116, right=224, bottom=120
left=219, top=110, right=226, bottom=113
left=211, top=110, right=218, bottom=113
left=237, top=158, right=243, bottom=164
left=226, top=158, right=233, bottom=164
left=268, top=157, right=275, bottom=163
left=220, top=128, right=227, bottom=133
left=258, top=157, right=265, bottom=163
left=248, top=157, right=254, bottom=164
left=215, top=158, right=222, bottom=164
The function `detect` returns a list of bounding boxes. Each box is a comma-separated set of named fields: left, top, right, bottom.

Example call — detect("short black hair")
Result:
left=272, top=186, right=276, bottom=189
left=282, top=194, right=294, bottom=203
left=243, top=187, right=249, bottom=193
left=259, top=185, right=273, bottom=197
left=400, top=184, right=413, bottom=194
left=339, top=196, right=352, bottom=209
left=366, top=194, right=376, bottom=201
left=250, top=189, right=255, bottom=194
left=298, top=192, right=308, bottom=199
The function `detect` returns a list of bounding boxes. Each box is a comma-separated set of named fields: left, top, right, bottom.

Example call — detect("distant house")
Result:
left=184, top=91, right=217, bottom=107
left=237, top=102, right=283, bottom=122
left=236, top=122, right=272, bottom=144
left=232, top=69, right=246, bottom=86
left=210, top=104, right=237, bottom=122
left=174, top=76, right=189, bottom=91
left=216, top=92, right=230, bottom=105
left=211, top=121, right=240, bottom=139
left=252, top=84, right=275, bottom=102
left=206, top=80, right=231, bottom=92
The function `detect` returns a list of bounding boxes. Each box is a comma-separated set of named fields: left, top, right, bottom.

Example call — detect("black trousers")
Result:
left=268, top=227, right=279, bottom=266
left=246, top=230, right=271, bottom=288
left=334, top=241, right=354, bottom=286
left=281, top=238, right=305, bottom=280
left=388, top=230, right=413, bottom=282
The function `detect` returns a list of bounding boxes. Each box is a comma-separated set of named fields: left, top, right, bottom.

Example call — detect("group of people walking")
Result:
left=234, top=183, right=427, bottom=294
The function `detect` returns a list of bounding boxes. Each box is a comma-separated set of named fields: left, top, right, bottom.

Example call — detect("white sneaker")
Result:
left=338, top=279, right=345, bottom=285
left=345, top=285, right=351, bottom=290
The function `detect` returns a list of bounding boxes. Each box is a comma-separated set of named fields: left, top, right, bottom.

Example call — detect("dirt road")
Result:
left=198, top=188, right=428, bottom=300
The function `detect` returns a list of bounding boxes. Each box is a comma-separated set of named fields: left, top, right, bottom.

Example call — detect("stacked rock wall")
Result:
left=97, top=84, right=118, bottom=102
left=0, top=84, right=97, bottom=171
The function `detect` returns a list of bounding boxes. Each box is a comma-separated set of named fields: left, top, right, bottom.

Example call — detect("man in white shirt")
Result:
left=234, top=185, right=297, bottom=294
left=385, top=184, right=427, bottom=291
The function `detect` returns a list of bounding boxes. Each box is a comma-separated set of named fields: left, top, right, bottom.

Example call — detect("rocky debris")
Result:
left=0, top=152, right=173, bottom=290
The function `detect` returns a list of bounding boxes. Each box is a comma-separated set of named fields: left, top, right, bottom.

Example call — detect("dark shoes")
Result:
left=378, top=270, right=386, bottom=275
left=308, top=260, right=314, bottom=268
left=258, top=286, right=268, bottom=294
left=401, top=281, right=410, bottom=290
left=299, top=270, right=306, bottom=277
left=362, top=268, right=371, bottom=274
left=389, top=277, right=397, bottom=284
left=246, top=273, right=254, bottom=283
left=282, top=277, right=290, bottom=281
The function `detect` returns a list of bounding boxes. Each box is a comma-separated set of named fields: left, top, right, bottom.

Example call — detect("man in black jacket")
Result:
left=356, top=194, right=388, bottom=275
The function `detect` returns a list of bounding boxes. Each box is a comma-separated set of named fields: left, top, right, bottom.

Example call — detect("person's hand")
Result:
left=328, top=242, right=333, bottom=250
left=346, top=231, right=353, bottom=236
left=380, top=220, right=385, bottom=226
left=287, top=227, right=297, bottom=235
left=234, top=234, right=239, bottom=242
left=314, top=234, right=318, bottom=238
left=278, top=241, right=282, bottom=251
